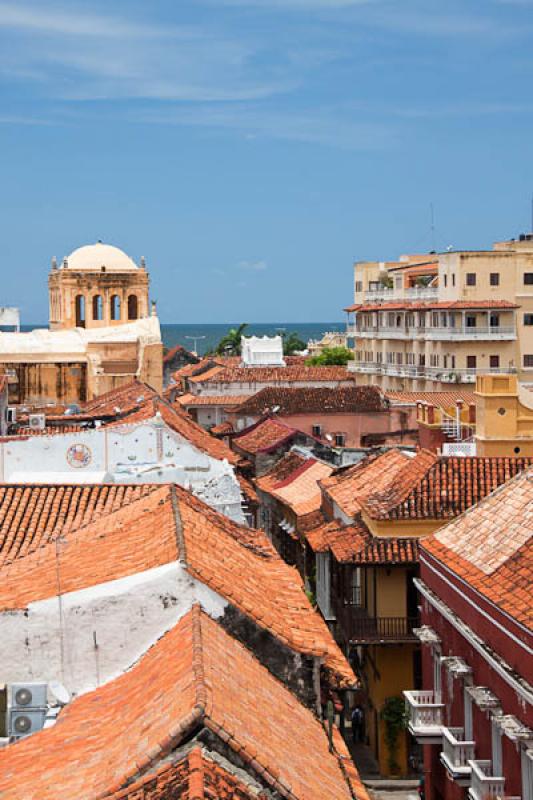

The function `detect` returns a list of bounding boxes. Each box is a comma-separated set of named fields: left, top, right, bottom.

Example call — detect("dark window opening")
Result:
left=92, top=294, right=103, bottom=321
left=524, top=273, right=533, bottom=285
left=466, top=273, right=476, bottom=286
left=75, top=295, right=85, bottom=328
left=490, top=273, right=500, bottom=286
left=490, top=355, right=500, bottom=368
left=128, top=294, right=139, bottom=320
left=467, top=355, right=477, bottom=369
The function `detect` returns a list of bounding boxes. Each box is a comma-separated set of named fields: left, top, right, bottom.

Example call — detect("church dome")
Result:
left=64, top=242, right=139, bottom=271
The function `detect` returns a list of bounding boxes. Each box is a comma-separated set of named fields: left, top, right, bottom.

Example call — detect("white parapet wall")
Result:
left=241, top=335, right=285, bottom=367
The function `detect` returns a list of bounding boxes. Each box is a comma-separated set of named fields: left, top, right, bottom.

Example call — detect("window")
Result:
left=451, top=355, right=456, bottom=368
left=443, top=355, right=448, bottom=368
left=312, top=424, right=322, bottom=437
left=467, top=355, right=477, bottom=369
left=524, top=273, right=533, bottom=285
left=466, top=315, right=477, bottom=328
left=334, top=433, right=346, bottom=447
left=444, top=274, right=447, bottom=287
left=396, top=352, right=403, bottom=365
left=524, top=314, right=533, bottom=326
left=355, top=281, right=363, bottom=293
left=75, top=295, right=86, bottom=328
left=110, top=294, right=121, bottom=321
left=452, top=273, right=456, bottom=287
left=490, top=355, right=500, bottom=368
left=466, top=273, right=476, bottom=286
left=490, top=314, right=500, bottom=327
left=490, top=272, right=500, bottom=286
left=524, top=355, right=533, bottom=367
left=127, top=294, right=139, bottom=320
left=92, top=294, right=103, bottom=321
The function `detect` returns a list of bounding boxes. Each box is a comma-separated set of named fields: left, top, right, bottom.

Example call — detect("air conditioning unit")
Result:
left=7, top=683, right=48, bottom=741
left=28, top=414, right=46, bottom=431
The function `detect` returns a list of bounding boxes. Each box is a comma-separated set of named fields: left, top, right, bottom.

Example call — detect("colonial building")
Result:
left=405, top=469, right=532, bottom=800
left=0, top=241, right=162, bottom=405
left=345, top=234, right=533, bottom=390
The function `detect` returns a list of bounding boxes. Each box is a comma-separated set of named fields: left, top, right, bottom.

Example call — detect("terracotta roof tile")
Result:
left=345, top=299, right=519, bottom=312
left=320, top=450, right=411, bottom=519
left=386, top=390, right=476, bottom=406
left=307, top=521, right=419, bottom=564
left=232, top=417, right=299, bottom=455
left=233, top=386, right=388, bottom=416
left=0, top=484, right=354, bottom=688
left=321, top=449, right=533, bottom=522
left=256, top=456, right=334, bottom=517
left=176, top=393, right=250, bottom=407
left=0, top=483, right=159, bottom=566
left=195, top=366, right=357, bottom=384
left=0, top=608, right=359, bottom=800
left=422, top=469, right=533, bottom=628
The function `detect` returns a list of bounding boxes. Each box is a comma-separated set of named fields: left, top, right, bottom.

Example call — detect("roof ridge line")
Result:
left=170, top=485, right=188, bottom=566
left=191, top=604, right=209, bottom=715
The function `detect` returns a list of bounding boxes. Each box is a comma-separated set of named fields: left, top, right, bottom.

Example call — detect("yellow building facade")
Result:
left=475, top=373, right=533, bottom=456
left=346, top=235, right=533, bottom=391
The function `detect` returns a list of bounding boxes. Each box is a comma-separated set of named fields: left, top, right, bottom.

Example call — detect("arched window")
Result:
left=92, top=294, right=103, bottom=321
left=110, top=294, right=121, bottom=321
left=128, top=294, right=138, bottom=320
left=75, top=295, right=86, bottom=328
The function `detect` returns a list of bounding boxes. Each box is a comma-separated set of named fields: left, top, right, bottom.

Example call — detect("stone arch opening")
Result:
left=75, top=295, right=86, bottom=328
left=92, top=294, right=104, bottom=321
left=128, top=294, right=138, bottom=320
left=110, top=294, right=121, bottom=321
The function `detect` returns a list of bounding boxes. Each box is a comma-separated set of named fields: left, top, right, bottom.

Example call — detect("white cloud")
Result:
left=238, top=259, right=268, bottom=271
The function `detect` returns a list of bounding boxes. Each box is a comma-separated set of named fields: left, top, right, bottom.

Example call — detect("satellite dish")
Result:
left=325, top=434, right=333, bottom=442
left=49, top=680, right=70, bottom=706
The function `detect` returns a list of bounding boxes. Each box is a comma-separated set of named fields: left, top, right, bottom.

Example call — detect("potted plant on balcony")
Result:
left=381, top=695, right=407, bottom=776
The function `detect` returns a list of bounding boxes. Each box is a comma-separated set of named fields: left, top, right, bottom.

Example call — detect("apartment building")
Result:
left=345, top=234, right=533, bottom=390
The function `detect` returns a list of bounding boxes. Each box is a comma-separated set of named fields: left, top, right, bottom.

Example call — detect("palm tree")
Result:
left=283, top=331, right=306, bottom=355
left=215, top=323, right=249, bottom=356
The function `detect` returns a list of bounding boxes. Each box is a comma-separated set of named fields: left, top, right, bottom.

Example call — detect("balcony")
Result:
left=336, top=608, right=419, bottom=644
left=363, top=287, right=439, bottom=303
left=468, top=760, right=519, bottom=800
left=403, top=690, right=444, bottom=743
left=440, top=727, right=475, bottom=786
left=348, top=324, right=516, bottom=341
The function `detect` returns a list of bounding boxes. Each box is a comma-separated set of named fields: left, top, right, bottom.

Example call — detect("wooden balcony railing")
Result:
left=337, top=611, right=419, bottom=644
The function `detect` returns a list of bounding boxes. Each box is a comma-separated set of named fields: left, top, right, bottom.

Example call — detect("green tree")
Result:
left=283, top=331, right=306, bottom=355
left=306, top=346, right=353, bottom=366
left=215, top=323, right=248, bottom=356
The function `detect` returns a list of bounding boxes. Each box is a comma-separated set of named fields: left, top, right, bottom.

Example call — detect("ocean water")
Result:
left=18, top=322, right=345, bottom=357
left=160, top=322, right=344, bottom=355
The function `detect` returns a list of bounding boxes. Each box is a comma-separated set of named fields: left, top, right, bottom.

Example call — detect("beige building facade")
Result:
left=346, top=235, right=533, bottom=390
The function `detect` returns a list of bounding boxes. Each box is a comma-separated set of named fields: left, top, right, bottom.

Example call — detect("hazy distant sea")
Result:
left=160, top=322, right=344, bottom=356
left=20, top=322, right=344, bottom=357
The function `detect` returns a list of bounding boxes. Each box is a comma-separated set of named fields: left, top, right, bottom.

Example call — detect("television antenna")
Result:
left=185, top=335, right=206, bottom=355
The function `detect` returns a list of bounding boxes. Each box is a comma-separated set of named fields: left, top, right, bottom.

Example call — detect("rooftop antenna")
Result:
left=430, top=202, right=436, bottom=252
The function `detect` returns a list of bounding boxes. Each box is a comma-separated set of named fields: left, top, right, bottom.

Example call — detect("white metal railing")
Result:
left=349, top=325, right=516, bottom=340
left=468, top=760, right=507, bottom=800
left=441, top=727, right=475, bottom=774
left=347, top=362, right=518, bottom=383
left=363, top=287, right=438, bottom=303
left=404, top=690, right=444, bottom=736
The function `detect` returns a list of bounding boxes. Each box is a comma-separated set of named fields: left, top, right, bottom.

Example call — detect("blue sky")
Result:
left=1, top=0, right=533, bottom=323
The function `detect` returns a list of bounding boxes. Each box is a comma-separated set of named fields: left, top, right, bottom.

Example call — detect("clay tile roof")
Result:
left=0, top=484, right=353, bottom=688
left=81, top=379, right=159, bottom=417
left=106, top=395, right=241, bottom=465
left=345, top=300, right=519, bottom=312
left=320, top=449, right=411, bottom=519
left=0, top=483, right=160, bottom=566
left=233, top=385, right=388, bottom=416
left=196, top=366, right=357, bottom=384
left=0, top=608, right=360, bottom=800
left=211, top=420, right=234, bottom=436
left=162, top=343, right=197, bottom=364
left=386, top=390, right=476, bottom=406
left=232, top=417, right=299, bottom=455
left=256, top=455, right=334, bottom=517
left=176, top=393, right=250, bottom=407
left=367, top=453, right=533, bottom=521
left=307, top=520, right=419, bottom=564
left=188, top=366, right=225, bottom=383
left=110, top=746, right=260, bottom=799
left=422, top=470, right=533, bottom=629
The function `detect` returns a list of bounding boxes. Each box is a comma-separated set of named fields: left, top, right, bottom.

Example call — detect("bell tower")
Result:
left=49, top=241, right=150, bottom=331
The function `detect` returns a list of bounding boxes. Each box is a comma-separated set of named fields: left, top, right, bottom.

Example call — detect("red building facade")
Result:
left=404, top=470, right=532, bottom=800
